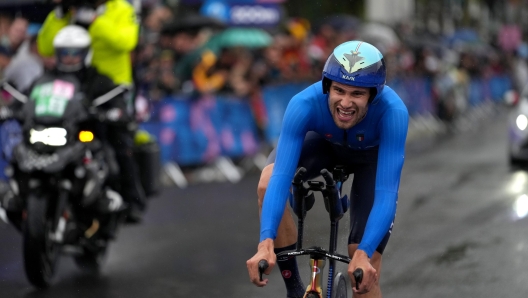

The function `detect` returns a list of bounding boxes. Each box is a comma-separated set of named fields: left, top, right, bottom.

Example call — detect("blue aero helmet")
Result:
left=322, top=40, right=386, bottom=102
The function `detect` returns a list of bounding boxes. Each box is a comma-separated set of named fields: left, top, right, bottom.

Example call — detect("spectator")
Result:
left=0, top=17, right=28, bottom=79
left=142, top=5, right=173, bottom=44
left=3, top=32, right=44, bottom=93
left=275, top=19, right=314, bottom=82
left=308, top=23, right=337, bottom=67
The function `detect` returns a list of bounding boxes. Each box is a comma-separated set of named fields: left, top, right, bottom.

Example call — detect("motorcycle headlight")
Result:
left=29, top=127, right=67, bottom=146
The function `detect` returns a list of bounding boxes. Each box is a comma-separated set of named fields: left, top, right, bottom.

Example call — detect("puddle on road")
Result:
left=434, top=241, right=477, bottom=265
left=513, top=194, right=528, bottom=219
left=507, top=171, right=528, bottom=194
left=504, top=170, right=528, bottom=220
left=411, top=194, right=429, bottom=209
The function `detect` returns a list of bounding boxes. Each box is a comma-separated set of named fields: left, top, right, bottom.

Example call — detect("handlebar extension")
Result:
left=293, top=167, right=306, bottom=184
left=321, top=169, right=345, bottom=221
left=320, top=169, right=335, bottom=186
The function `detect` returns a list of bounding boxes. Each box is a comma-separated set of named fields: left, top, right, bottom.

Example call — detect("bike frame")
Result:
left=278, top=166, right=351, bottom=298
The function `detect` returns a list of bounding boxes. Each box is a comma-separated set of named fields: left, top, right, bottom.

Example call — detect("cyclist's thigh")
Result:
left=346, top=149, right=392, bottom=255
left=266, top=131, right=336, bottom=179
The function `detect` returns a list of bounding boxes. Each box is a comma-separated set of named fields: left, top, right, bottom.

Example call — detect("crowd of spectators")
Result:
left=133, top=4, right=527, bottom=124
left=1, top=4, right=526, bottom=124
left=134, top=7, right=360, bottom=103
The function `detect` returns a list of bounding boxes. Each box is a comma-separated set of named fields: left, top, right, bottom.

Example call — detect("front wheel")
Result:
left=305, top=293, right=321, bottom=298
left=331, top=272, right=347, bottom=298
left=23, top=194, right=61, bottom=288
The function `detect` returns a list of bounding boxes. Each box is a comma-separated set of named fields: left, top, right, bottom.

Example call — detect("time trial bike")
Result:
left=259, top=166, right=363, bottom=298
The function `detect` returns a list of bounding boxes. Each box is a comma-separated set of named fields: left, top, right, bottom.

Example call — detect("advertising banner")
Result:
left=200, top=0, right=282, bottom=27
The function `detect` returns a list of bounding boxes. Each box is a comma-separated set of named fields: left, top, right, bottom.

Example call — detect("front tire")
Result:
left=332, top=272, right=347, bottom=298
left=23, top=195, right=61, bottom=288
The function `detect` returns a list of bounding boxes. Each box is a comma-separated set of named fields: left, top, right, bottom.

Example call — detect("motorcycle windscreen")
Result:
left=30, top=80, right=76, bottom=118
left=27, top=78, right=88, bottom=125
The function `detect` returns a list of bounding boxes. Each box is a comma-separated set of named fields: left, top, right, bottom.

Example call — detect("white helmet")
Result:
left=53, top=25, right=93, bottom=72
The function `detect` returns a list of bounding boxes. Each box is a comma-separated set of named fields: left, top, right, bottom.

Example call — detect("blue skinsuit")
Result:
left=259, top=81, right=409, bottom=258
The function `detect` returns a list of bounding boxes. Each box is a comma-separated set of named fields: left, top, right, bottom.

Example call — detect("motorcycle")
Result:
left=0, top=73, right=131, bottom=288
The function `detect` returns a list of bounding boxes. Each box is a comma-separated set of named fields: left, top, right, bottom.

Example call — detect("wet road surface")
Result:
left=2, top=107, right=528, bottom=297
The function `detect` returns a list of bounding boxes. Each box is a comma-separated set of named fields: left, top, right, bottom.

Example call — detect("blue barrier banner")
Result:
left=387, top=77, right=434, bottom=116
left=0, top=120, right=22, bottom=180
left=261, top=82, right=311, bottom=145
left=489, top=75, right=512, bottom=102
left=468, top=79, right=486, bottom=106
left=142, top=95, right=259, bottom=166
left=0, top=74, right=514, bottom=172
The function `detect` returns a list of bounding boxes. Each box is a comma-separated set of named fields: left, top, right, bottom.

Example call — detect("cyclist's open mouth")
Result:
left=337, top=108, right=356, bottom=122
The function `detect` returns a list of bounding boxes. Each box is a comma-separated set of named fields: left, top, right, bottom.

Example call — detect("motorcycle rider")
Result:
left=36, top=0, right=145, bottom=223
left=14, top=25, right=146, bottom=224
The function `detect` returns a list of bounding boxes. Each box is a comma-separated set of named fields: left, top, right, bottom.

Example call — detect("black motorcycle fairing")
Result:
left=13, top=141, right=85, bottom=173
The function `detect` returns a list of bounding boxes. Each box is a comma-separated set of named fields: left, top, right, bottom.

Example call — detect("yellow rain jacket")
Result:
left=37, top=0, right=139, bottom=85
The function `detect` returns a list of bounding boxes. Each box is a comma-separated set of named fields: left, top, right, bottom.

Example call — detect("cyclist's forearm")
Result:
left=259, top=174, right=293, bottom=241
left=259, top=93, right=312, bottom=242
left=357, top=190, right=397, bottom=258
left=359, top=109, right=407, bottom=256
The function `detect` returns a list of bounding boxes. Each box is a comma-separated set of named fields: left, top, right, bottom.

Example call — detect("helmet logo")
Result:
left=342, top=75, right=355, bottom=81
left=342, top=42, right=365, bottom=73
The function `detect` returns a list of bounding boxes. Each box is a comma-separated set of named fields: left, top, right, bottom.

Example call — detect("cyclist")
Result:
left=246, top=40, right=409, bottom=298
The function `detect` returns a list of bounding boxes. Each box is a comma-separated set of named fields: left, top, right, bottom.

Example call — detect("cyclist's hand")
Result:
left=348, top=249, right=378, bottom=294
left=246, top=238, right=276, bottom=287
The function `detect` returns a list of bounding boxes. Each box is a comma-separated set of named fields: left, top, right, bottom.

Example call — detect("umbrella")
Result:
left=404, top=33, right=446, bottom=55
left=173, top=28, right=272, bottom=80
left=358, top=22, right=400, bottom=52
left=444, top=29, right=492, bottom=56
left=444, top=28, right=480, bottom=48
left=204, top=27, right=273, bottom=52
left=321, top=14, right=361, bottom=32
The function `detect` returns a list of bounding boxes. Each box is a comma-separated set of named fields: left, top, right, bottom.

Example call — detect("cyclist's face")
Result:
left=328, top=81, right=370, bottom=130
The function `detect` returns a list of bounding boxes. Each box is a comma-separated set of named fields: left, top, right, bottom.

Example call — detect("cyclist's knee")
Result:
left=257, top=164, right=274, bottom=208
